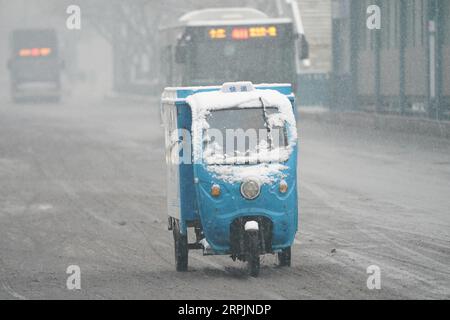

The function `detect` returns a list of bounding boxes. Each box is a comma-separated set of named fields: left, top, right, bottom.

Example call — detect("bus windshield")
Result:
left=192, top=40, right=291, bottom=85
left=181, top=24, right=295, bottom=86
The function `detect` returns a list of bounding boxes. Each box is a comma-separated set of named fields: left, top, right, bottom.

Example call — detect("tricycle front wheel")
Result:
left=277, top=247, right=291, bottom=267
left=173, top=222, right=188, bottom=272
left=246, top=231, right=260, bottom=277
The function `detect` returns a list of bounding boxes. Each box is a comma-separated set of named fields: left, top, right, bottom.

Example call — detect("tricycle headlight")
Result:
left=240, top=180, right=260, bottom=200
left=211, top=184, right=221, bottom=197
left=279, top=180, right=288, bottom=193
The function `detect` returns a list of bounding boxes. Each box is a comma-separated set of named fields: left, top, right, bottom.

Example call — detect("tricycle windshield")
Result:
left=202, top=106, right=290, bottom=165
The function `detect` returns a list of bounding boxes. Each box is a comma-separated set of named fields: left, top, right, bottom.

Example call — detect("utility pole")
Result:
left=427, top=0, right=440, bottom=120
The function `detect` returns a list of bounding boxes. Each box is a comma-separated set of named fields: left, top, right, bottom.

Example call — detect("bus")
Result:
left=159, top=8, right=308, bottom=88
left=7, top=29, right=63, bottom=102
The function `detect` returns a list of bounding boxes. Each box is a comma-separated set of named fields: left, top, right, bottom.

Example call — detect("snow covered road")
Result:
left=0, top=96, right=448, bottom=299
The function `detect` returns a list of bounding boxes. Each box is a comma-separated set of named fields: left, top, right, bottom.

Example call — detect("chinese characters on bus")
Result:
left=209, top=26, right=278, bottom=40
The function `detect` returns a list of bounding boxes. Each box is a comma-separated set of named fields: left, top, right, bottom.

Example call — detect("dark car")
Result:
left=7, top=29, right=63, bottom=102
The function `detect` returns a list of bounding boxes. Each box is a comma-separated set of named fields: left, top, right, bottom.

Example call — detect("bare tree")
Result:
left=75, top=0, right=281, bottom=92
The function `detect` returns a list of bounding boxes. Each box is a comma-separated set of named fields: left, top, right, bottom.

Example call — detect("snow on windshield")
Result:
left=202, top=107, right=289, bottom=164
left=208, top=163, right=289, bottom=185
left=186, top=88, right=297, bottom=184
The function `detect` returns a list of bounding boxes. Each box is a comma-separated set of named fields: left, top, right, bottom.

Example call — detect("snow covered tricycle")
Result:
left=161, top=82, right=298, bottom=276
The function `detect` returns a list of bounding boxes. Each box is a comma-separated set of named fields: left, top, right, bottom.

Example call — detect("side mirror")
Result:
left=299, top=35, right=309, bottom=61
left=175, top=44, right=187, bottom=64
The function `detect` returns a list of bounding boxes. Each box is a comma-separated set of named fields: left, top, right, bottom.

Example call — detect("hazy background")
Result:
left=0, top=0, right=331, bottom=100
left=0, top=0, right=112, bottom=100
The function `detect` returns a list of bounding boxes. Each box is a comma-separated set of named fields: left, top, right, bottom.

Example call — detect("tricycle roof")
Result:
left=161, top=82, right=294, bottom=103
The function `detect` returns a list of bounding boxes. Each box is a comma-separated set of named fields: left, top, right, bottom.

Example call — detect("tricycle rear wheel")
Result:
left=278, top=247, right=291, bottom=267
left=173, top=222, right=188, bottom=272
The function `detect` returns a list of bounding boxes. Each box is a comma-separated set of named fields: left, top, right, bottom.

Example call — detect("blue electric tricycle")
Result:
left=161, top=82, right=298, bottom=276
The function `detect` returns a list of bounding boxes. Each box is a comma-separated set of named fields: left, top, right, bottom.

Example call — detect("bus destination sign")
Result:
left=208, top=26, right=278, bottom=40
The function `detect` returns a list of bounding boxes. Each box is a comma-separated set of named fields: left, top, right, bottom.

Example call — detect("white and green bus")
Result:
left=159, top=8, right=308, bottom=88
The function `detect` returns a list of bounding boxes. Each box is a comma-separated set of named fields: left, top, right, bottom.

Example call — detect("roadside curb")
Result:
left=102, top=94, right=450, bottom=139
left=299, top=109, right=450, bottom=139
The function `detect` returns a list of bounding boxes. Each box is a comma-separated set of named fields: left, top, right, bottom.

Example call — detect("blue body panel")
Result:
left=193, top=151, right=298, bottom=254
left=175, top=101, right=198, bottom=231
left=171, top=84, right=298, bottom=253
